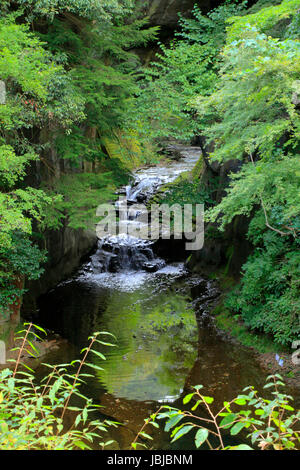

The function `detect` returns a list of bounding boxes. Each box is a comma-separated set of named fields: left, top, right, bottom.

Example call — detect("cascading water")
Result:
left=88, top=236, right=166, bottom=274
left=85, top=146, right=201, bottom=276
left=34, top=145, right=294, bottom=451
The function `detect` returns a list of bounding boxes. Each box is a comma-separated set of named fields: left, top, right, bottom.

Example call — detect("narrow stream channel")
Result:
left=33, top=146, right=300, bottom=450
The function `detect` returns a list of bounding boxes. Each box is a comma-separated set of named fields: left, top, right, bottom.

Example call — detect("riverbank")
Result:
left=0, top=321, right=68, bottom=371
left=206, top=270, right=300, bottom=390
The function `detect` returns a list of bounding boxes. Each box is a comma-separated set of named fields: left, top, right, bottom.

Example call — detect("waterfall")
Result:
left=89, top=236, right=165, bottom=273
left=89, top=146, right=201, bottom=275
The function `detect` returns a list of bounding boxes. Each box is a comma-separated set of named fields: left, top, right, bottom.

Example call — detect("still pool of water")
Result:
left=33, top=262, right=298, bottom=450
left=37, top=265, right=197, bottom=402
left=32, top=147, right=299, bottom=449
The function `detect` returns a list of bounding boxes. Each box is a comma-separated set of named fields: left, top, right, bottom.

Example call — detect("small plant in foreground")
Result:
left=0, top=323, right=118, bottom=450
left=133, top=375, right=300, bottom=450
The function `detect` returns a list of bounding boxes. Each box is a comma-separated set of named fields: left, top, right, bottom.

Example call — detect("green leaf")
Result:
left=195, top=428, right=209, bottom=448
left=234, top=398, right=247, bottom=406
left=191, top=400, right=201, bottom=411
left=85, top=363, right=104, bottom=371
left=89, top=349, right=106, bottom=360
left=229, top=444, right=253, bottom=450
left=74, top=440, right=91, bottom=450
left=203, top=396, right=214, bottom=404
left=140, top=432, right=153, bottom=440
left=183, top=393, right=194, bottom=404
left=230, top=421, right=246, bottom=436
left=171, top=425, right=194, bottom=443
left=220, top=413, right=238, bottom=428
left=165, top=414, right=184, bottom=432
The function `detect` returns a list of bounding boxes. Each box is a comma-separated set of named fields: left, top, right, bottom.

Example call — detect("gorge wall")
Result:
left=22, top=0, right=226, bottom=314
left=144, top=0, right=216, bottom=26
left=187, top=138, right=252, bottom=278
left=22, top=153, right=98, bottom=315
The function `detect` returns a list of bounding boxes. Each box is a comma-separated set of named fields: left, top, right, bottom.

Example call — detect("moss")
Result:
left=147, top=172, right=193, bottom=207
left=102, top=129, right=159, bottom=170
left=148, top=154, right=205, bottom=208
left=211, top=302, right=284, bottom=353
left=208, top=268, right=235, bottom=290
left=224, top=245, right=234, bottom=276
left=208, top=267, right=288, bottom=354
left=191, top=155, right=204, bottom=179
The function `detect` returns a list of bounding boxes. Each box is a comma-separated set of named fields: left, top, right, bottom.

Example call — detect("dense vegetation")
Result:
left=0, top=0, right=157, bottom=316
left=200, top=0, right=300, bottom=346
left=133, top=0, right=300, bottom=347
left=135, top=374, right=300, bottom=450
left=199, top=0, right=300, bottom=347
left=0, top=0, right=299, bottom=452
left=1, top=324, right=299, bottom=450
left=0, top=0, right=298, bottom=370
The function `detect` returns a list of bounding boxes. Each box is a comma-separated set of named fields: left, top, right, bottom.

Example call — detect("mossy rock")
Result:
left=191, top=155, right=205, bottom=179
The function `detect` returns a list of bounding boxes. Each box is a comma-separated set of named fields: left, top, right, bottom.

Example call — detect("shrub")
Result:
left=0, top=323, right=118, bottom=450
left=133, top=374, right=300, bottom=450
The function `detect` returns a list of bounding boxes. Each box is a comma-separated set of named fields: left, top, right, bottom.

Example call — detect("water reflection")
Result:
left=36, top=266, right=300, bottom=450
left=38, top=265, right=198, bottom=403
left=32, top=143, right=299, bottom=449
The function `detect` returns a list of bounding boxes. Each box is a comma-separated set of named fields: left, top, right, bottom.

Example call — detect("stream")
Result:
left=33, top=146, right=299, bottom=450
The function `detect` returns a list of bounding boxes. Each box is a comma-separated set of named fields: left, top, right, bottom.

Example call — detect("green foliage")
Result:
left=12, top=0, right=134, bottom=22
left=126, top=0, right=300, bottom=348
left=0, top=145, right=36, bottom=188
left=55, top=127, right=103, bottom=164
left=0, top=0, right=298, bottom=353
left=127, top=1, right=247, bottom=142
left=212, top=303, right=281, bottom=354
left=0, top=15, right=61, bottom=99
left=136, top=375, right=300, bottom=450
left=43, top=16, right=157, bottom=131
left=225, top=228, right=300, bottom=346
left=178, top=1, right=247, bottom=48
left=0, top=2, right=157, bottom=312
left=0, top=14, right=64, bottom=312
left=226, top=0, right=300, bottom=41
left=156, top=178, right=214, bottom=208
left=0, top=324, right=118, bottom=450
left=207, top=156, right=300, bottom=231
left=190, top=1, right=300, bottom=346
left=0, top=233, right=46, bottom=313
left=196, top=31, right=300, bottom=163
left=46, top=172, right=123, bottom=230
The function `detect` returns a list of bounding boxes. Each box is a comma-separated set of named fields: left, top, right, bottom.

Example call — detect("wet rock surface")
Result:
left=144, top=0, right=213, bottom=27
left=86, top=237, right=166, bottom=274
left=30, top=143, right=300, bottom=451
left=23, top=226, right=97, bottom=315
left=89, top=145, right=201, bottom=275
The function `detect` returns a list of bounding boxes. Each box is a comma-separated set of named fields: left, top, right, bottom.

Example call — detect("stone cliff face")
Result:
left=23, top=0, right=216, bottom=312
left=22, top=135, right=98, bottom=315
left=144, top=0, right=213, bottom=27
left=23, top=224, right=97, bottom=315
left=187, top=211, right=252, bottom=277
left=187, top=138, right=252, bottom=277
